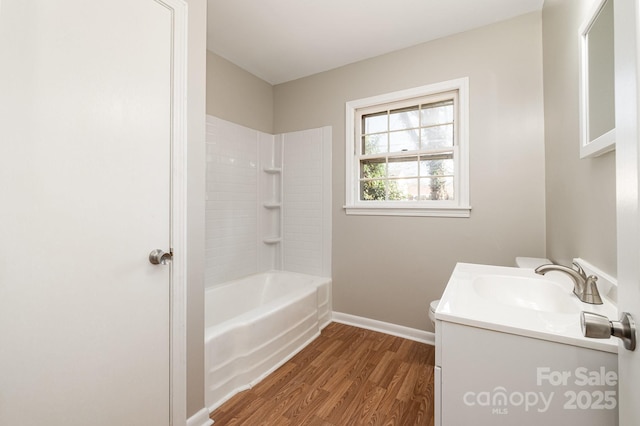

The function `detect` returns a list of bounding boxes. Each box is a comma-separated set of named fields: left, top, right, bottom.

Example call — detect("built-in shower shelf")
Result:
left=263, top=202, right=281, bottom=209
left=263, top=167, right=282, bottom=174
left=263, top=237, right=282, bottom=244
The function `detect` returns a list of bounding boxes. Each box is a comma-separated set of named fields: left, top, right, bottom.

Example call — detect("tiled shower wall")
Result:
left=205, top=115, right=331, bottom=288
left=205, top=116, right=258, bottom=285
left=281, top=129, right=331, bottom=277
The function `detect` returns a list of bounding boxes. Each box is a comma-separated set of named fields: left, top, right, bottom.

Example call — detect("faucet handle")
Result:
left=572, top=262, right=587, bottom=280
left=582, top=275, right=603, bottom=304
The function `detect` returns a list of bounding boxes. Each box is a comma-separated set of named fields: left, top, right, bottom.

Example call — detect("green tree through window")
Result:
left=361, top=134, right=403, bottom=200
left=361, top=162, right=403, bottom=200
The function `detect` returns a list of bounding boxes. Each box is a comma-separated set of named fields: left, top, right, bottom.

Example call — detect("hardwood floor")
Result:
left=209, top=322, right=435, bottom=425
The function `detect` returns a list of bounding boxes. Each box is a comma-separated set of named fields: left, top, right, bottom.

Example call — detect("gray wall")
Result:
left=273, top=12, right=546, bottom=331
left=186, top=0, right=207, bottom=418
left=206, top=51, right=274, bottom=134
left=542, top=0, right=617, bottom=276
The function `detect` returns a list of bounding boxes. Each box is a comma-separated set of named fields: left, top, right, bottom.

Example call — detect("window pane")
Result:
left=388, top=157, right=418, bottom=178
left=421, top=100, right=453, bottom=126
left=389, top=106, right=419, bottom=131
left=360, top=179, right=387, bottom=201
left=362, top=134, right=388, bottom=154
left=421, top=124, right=453, bottom=149
left=420, top=177, right=454, bottom=200
left=420, top=157, right=454, bottom=176
left=363, top=112, right=387, bottom=134
left=389, top=130, right=420, bottom=152
left=360, top=159, right=386, bottom=179
left=393, top=178, right=419, bottom=200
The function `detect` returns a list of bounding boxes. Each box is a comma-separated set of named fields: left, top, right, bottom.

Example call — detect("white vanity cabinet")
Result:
left=435, top=320, right=618, bottom=425
left=434, top=263, right=619, bottom=426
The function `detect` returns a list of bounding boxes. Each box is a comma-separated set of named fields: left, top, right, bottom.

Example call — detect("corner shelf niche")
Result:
left=263, top=202, right=281, bottom=209
left=262, top=237, right=282, bottom=244
left=263, top=167, right=282, bottom=175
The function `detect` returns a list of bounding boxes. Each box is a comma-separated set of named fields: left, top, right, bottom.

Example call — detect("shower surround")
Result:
left=205, top=115, right=332, bottom=285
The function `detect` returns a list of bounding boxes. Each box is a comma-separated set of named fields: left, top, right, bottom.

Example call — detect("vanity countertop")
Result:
left=435, top=262, right=618, bottom=353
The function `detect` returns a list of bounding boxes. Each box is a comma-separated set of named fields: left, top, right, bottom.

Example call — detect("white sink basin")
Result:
left=472, top=275, right=578, bottom=313
left=436, top=263, right=619, bottom=353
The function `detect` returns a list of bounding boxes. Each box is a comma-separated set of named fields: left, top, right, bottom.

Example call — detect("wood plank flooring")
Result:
left=209, top=322, right=435, bottom=425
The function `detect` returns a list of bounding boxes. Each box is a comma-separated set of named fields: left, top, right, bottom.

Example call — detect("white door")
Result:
left=615, top=0, right=640, bottom=424
left=0, top=1, right=177, bottom=425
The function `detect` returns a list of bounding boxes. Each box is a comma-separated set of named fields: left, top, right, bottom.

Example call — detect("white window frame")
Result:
left=344, top=77, right=471, bottom=217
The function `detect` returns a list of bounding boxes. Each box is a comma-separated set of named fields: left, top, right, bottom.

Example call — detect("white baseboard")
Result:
left=187, top=408, right=213, bottom=426
left=332, top=312, right=435, bottom=346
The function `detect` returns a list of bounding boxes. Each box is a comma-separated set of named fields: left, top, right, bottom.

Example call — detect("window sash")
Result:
left=355, top=92, right=458, bottom=203
left=344, top=77, right=470, bottom=217
left=358, top=147, right=457, bottom=202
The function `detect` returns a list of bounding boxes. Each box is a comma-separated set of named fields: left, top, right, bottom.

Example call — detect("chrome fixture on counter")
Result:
left=535, top=262, right=603, bottom=304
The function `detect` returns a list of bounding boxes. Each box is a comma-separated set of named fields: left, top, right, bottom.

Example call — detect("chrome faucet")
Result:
left=534, top=262, right=603, bottom=305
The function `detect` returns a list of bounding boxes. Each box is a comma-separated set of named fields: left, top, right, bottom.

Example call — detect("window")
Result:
left=344, top=78, right=470, bottom=217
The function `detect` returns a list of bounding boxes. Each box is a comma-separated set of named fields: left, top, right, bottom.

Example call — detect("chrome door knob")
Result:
left=581, top=311, right=636, bottom=351
left=149, top=249, right=172, bottom=265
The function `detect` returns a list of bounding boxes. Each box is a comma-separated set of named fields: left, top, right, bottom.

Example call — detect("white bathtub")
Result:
left=204, top=270, right=332, bottom=411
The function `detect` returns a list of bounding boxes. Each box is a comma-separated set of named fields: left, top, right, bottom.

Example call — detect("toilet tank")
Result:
left=515, top=256, right=550, bottom=269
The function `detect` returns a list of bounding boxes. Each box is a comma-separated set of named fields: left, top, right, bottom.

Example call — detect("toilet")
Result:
left=428, top=256, right=551, bottom=326
left=514, top=256, right=551, bottom=269
left=428, top=299, right=440, bottom=325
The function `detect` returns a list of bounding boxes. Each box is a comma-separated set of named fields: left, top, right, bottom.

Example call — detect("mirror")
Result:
left=579, top=0, right=615, bottom=158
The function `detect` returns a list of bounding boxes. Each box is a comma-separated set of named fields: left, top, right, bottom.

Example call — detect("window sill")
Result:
left=343, top=204, right=472, bottom=218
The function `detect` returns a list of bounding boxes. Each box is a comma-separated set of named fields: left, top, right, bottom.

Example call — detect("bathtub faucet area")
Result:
left=534, top=262, right=603, bottom=304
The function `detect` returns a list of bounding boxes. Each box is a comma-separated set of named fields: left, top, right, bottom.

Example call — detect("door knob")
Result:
left=149, top=249, right=172, bottom=265
left=581, top=311, right=636, bottom=351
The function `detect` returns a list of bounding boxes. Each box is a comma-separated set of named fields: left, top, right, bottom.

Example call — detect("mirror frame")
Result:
left=579, top=0, right=616, bottom=159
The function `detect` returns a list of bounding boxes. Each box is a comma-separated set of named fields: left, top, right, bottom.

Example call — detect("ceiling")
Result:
left=207, top=0, right=544, bottom=85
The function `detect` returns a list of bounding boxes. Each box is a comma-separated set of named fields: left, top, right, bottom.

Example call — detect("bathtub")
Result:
left=204, top=270, right=332, bottom=411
